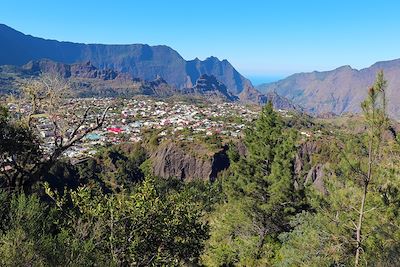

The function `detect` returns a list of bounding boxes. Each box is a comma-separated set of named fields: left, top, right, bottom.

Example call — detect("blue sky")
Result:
left=1, top=0, right=400, bottom=84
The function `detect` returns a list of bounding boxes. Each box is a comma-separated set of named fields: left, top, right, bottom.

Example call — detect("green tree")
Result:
left=355, top=70, right=388, bottom=265
left=0, top=191, right=60, bottom=266
left=277, top=133, right=400, bottom=266
left=276, top=71, right=400, bottom=266
left=46, top=175, right=209, bottom=266
left=0, top=106, right=42, bottom=191
left=204, top=102, right=304, bottom=265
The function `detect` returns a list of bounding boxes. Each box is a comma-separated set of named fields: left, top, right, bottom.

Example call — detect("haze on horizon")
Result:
left=1, top=0, right=400, bottom=84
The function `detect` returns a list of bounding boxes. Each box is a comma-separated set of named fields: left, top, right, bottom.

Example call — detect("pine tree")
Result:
left=241, top=102, right=300, bottom=253
left=355, top=70, right=388, bottom=266
left=275, top=71, right=400, bottom=266
left=204, top=102, right=304, bottom=265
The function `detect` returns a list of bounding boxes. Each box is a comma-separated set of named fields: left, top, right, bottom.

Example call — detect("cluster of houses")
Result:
left=115, top=99, right=260, bottom=140
left=31, top=98, right=262, bottom=158
left=5, top=97, right=298, bottom=160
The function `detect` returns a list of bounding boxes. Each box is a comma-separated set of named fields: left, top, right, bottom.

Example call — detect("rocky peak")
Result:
left=238, top=85, right=301, bottom=111
left=263, top=91, right=302, bottom=111
left=150, top=75, right=168, bottom=86
left=22, top=59, right=122, bottom=80
left=22, top=59, right=72, bottom=77
left=189, top=74, right=238, bottom=102
left=194, top=74, right=224, bottom=90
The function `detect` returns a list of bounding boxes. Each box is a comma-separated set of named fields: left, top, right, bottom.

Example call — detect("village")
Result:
left=6, top=97, right=268, bottom=160
left=4, top=96, right=313, bottom=161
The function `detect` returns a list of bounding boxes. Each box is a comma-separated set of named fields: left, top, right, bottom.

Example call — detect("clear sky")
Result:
left=1, top=0, right=400, bottom=84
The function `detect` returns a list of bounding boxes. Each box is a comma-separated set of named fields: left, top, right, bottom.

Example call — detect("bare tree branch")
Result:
left=49, top=106, right=110, bottom=160
left=68, top=106, right=92, bottom=142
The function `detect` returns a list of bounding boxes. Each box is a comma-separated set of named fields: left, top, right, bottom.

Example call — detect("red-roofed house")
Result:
left=107, top=127, right=123, bottom=134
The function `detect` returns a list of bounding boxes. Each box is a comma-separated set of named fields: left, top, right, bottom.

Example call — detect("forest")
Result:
left=1, top=71, right=400, bottom=266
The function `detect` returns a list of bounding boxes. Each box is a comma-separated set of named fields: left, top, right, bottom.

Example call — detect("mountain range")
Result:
left=257, top=60, right=400, bottom=119
left=0, top=58, right=297, bottom=110
left=0, top=23, right=257, bottom=101
left=3, top=23, right=400, bottom=118
left=0, top=59, right=227, bottom=101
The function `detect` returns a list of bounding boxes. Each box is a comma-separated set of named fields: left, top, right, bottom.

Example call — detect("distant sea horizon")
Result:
left=247, top=75, right=286, bottom=86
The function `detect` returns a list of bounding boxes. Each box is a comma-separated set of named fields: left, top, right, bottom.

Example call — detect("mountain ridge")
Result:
left=0, top=58, right=300, bottom=110
left=0, top=59, right=238, bottom=101
left=0, top=23, right=255, bottom=100
left=257, top=59, right=400, bottom=119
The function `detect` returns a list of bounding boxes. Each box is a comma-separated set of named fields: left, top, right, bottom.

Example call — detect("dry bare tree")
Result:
left=3, top=72, right=110, bottom=191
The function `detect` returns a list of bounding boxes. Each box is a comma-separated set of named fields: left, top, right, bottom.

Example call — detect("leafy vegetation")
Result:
left=1, top=71, right=400, bottom=266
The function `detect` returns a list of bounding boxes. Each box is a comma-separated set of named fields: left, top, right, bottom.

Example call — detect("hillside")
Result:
left=0, top=24, right=255, bottom=99
left=257, top=59, right=400, bottom=119
left=0, top=59, right=244, bottom=102
left=0, top=59, right=302, bottom=110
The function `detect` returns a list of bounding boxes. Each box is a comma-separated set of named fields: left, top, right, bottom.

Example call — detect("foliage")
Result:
left=276, top=137, right=400, bottom=266
left=0, top=107, right=42, bottom=191
left=44, top=175, right=209, bottom=266
left=203, top=102, right=306, bottom=265
left=93, top=144, right=147, bottom=191
left=2, top=71, right=400, bottom=266
left=0, top=191, right=60, bottom=266
left=275, top=71, right=400, bottom=266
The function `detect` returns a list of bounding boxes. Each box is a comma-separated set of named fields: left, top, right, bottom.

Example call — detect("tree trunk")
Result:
left=355, top=183, right=368, bottom=266
left=255, top=225, right=267, bottom=260
left=355, top=139, right=373, bottom=266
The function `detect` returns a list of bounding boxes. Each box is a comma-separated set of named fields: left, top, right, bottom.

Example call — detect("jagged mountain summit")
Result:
left=184, top=74, right=238, bottom=102
left=0, top=59, right=241, bottom=102
left=257, top=59, right=400, bottom=119
left=0, top=23, right=257, bottom=101
left=0, top=58, right=301, bottom=111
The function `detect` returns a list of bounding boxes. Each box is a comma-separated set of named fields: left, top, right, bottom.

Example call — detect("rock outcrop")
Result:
left=22, top=60, right=122, bottom=80
left=305, top=164, right=327, bottom=194
left=295, top=140, right=327, bottom=193
left=183, top=74, right=238, bottom=102
left=150, top=142, right=229, bottom=181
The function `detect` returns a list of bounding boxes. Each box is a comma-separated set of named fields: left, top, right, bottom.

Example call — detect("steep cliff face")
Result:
left=0, top=59, right=181, bottom=97
left=186, top=57, right=253, bottom=95
left=1, top=59, right=253, bottom=102
left=150, top=142, right=229, bottom=181
left=22, top=59, right=122, bottom=80
left=0, top=24, right=256, bottom=99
